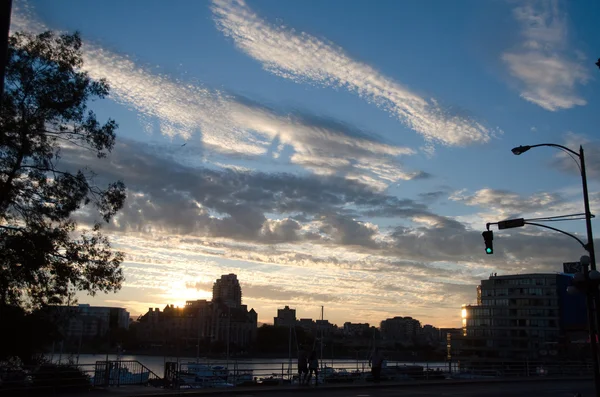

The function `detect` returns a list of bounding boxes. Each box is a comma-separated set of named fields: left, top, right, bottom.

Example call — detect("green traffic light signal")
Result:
left=482, top=230, right=494, bottom=255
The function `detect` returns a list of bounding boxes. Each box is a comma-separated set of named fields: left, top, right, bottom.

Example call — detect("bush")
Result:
left=31, top=363, right=90, bottom=394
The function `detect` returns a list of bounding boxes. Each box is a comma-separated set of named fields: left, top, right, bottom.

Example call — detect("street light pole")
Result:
left=511, top=143, right=600, bottom=396
left=580, top=146, right=597, bottom=270
left=582, top=257, right=600, bottom=396
left=512, top=143, right=596, bottom=264
left=580, top=146, right=600, bottom=396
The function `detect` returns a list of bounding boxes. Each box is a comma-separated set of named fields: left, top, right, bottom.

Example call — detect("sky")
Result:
left=9, top=0, right=600, bottom=328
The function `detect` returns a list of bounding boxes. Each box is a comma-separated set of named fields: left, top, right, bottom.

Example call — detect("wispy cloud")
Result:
left=450, top=188, right=565, bottom=218
left=502, top=0, right=590, bottom=111
left=10, top=3, right=419, bottom=190
left=211, top=0, right=493, bottom=147
left=554, top=133, right=600, bottom=182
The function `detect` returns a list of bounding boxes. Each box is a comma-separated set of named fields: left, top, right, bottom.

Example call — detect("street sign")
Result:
left=563, top=262, right=582, bottom=274
left=498, top=218, right=525, bottom=230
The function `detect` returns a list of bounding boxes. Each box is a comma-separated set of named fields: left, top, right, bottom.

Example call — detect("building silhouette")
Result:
left=212, top=274, right=242, bottom=308
left=343, top=322, right=370, bottom=337
left=46, top=304, right=129, bottom=339
left=380, top=316, right=421, bottom=344
left=274, top=305, right=296, bottom=327
left=459, top=273, right=587, bottom=360
left=137, top=274, right=257, bottom=350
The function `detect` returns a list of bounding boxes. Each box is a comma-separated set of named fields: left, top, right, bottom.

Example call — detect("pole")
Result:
left=226, top=306, right=230, bottom=367
left=581, top=146, right=597, bottom=270
left=584, top=262, right=600, bottom=396
left=320, top=306, right=324, bottom=376
left=580, top=146, right=600, bottom=396
left=196, top=308, right=201, bottom=361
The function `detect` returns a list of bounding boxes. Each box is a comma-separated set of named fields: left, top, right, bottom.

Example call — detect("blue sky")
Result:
left=11, top=0, right=600, bottom=327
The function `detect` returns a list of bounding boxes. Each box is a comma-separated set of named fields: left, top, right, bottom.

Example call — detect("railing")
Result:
left=162, top=358, right=592, bottom=389
left=454, top=360, right=594, bottom=378
left=92, top=360, right=161, bottom=387
left=0, top=359, right=593, bottom=394
left=0, top=360, right=161, bottom=395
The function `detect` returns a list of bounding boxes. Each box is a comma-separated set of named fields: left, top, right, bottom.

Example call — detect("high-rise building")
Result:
left=380, top=316, right=421, bottom=343
left=343, top=322, right=370, bottom=337
left=136, top=275, right=258, bottom=349
left=459, top=273, right=587, bottom=360
left=274, top=306, right=296, bottom=327
left=212, top=274, right=242, bottom=308
left=137, top=302, right=257, bottom=349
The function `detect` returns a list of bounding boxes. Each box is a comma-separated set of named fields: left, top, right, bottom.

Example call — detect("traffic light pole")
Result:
left=580, top=146, right=600, bottom=396
left=583, top=262, right=600, bottom=397
left=486, top=216, right=600, bottom=395
left=502, top=143, right=600, bottom=396
left=580, top=146, right=597, bottom=270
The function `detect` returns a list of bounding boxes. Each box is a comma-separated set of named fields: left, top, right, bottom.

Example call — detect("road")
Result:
left=230, top=380, right=591, bottom=397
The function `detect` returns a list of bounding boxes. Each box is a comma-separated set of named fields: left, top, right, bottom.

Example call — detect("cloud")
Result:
left=87, top=141, right=589, bottom=272
left=211, top=0, right=493, bottom=147
left=388, top=217, right=588, bottom=270
left=553, top=133, right=600, bottom=182
left=450, top=188, right=565, bottom=218
left=502, top=0, right=590, bottom=111
left=318, top=215, right=380, bottom=248
left=67, top=139, right=431, bottom=246
left=10, top=3, right=420, bottom=191
left=69, top=140, right=585, bottom=273
left=418, top=190, right=449, bottom=203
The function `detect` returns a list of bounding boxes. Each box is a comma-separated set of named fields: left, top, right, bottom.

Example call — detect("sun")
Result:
left=161, top=281, right=212, bottom=308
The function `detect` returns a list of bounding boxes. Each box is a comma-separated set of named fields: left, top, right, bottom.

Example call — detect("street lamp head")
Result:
left=511, top=145, right=531, bottom=155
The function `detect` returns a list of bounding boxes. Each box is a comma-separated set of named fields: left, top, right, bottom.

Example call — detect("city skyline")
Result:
left=8, top=0, right=600, bottom=328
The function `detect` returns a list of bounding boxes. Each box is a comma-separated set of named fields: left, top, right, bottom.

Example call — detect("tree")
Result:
left=0, top=31, right=126, bottom=309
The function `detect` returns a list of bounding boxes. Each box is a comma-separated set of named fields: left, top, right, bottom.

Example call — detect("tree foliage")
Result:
left=0, top=31, right=126, bottom=309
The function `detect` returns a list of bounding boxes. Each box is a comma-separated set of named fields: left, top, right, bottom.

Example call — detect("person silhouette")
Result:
left=297, top=346, right=308, bottom=385
left=369, top=347, right=384, bottom=383
left=307, top=351, right=319, bottom=386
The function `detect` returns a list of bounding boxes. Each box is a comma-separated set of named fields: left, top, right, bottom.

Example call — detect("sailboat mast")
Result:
left=226, top=306, right=231, bottom=366
left=288, top=324, right=292, bottom=379
left=320, top=306, right=324, bottom=370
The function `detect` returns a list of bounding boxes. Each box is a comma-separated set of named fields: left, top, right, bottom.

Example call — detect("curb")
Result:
left=121, top=376, right=594, bottom=397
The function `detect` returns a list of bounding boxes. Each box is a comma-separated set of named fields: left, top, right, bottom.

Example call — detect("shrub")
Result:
left=31, top=363, right=90, bottom=394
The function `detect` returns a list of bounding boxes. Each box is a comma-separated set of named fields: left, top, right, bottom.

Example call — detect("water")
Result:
left=53, top=354, right=448, bottom=378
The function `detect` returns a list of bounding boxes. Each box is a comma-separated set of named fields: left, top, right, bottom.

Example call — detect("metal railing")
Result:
left=0, top=359, right=593, bottom=394
left=0, top=360, right=160, bottom=395
left=161, top=358, right=592, bottom=389
left=92, top=360, right=161, bottom=387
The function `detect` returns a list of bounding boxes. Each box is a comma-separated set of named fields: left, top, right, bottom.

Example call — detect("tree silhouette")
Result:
left=0, top=31, right=126, bottom=309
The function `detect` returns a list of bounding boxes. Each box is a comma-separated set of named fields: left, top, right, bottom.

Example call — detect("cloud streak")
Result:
left=502, top=0, right=589, bottom=111
left=450, top=188, right=565, bottom=218
left=211, top=0, right=493, bottom=147
left=10, top=3, right=419, bottom=190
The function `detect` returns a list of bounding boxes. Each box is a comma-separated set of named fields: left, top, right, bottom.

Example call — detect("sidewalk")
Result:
left=85, top=376, right=593, bottom=397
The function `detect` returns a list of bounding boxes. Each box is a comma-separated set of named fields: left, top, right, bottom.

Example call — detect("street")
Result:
left=228, top=380, right=592, bottom=397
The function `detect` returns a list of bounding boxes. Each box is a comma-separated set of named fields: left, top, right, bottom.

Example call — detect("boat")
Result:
left=91, top=365, right=150, bottom=386
left=324, top=368, right=355, bottom=383
left=177, top=362, right=234, bottom=388
left=257, top=374, right=287, bottom=385
left=229, top=368, right=255, bottom=386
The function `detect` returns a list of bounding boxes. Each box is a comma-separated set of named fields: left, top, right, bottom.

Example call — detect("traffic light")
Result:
left=482, top=230, right=493, bottom=254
